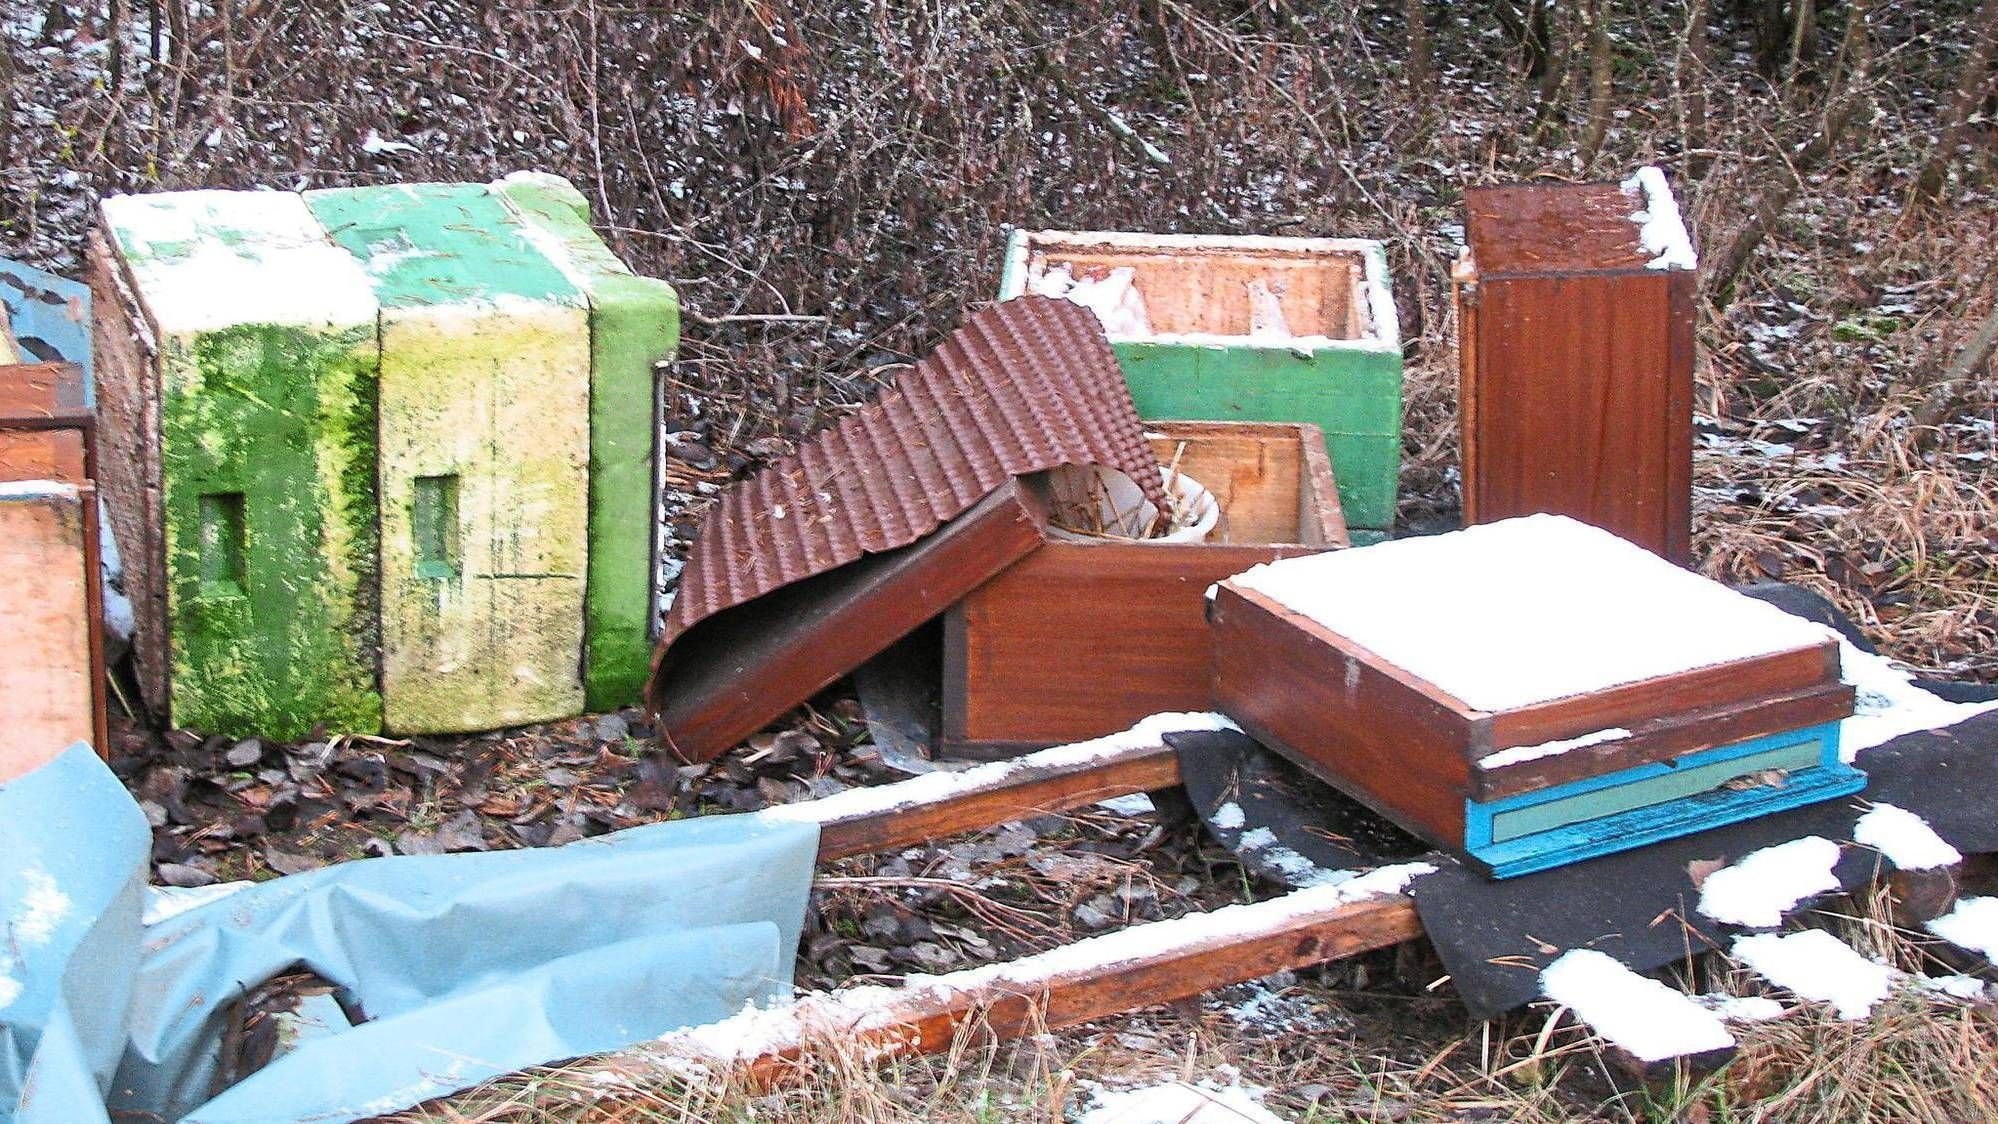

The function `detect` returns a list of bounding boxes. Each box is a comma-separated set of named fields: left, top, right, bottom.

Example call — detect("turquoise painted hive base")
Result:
left=1465, top=723, right=1864, bottom=879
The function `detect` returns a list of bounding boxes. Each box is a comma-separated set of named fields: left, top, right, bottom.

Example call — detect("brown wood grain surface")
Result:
left=1461, top=271, right=1692, bottom=561
left=654, top=481, right=1049, bottom=763
left=1473, top=680, right=1856, bottom=799
left=943, top=423, right=1346, bottom=755
left=89, top=231, right=170, bottom=711
left=1, top=485, right=101, bottom=780
left=1209, top=583, right=1477, bottom=845
left=809, top=734, right=1183, bottom=862
left=0, top=428, right=88, bottom=483
left=1483, top=638, right=1841, bottom=751
left=944, top=541, right=1322, bottom=753
left=664, top=891, right=1421, bottom=1085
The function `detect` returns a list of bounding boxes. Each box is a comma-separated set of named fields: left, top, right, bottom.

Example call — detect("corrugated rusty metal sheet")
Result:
left=646, top=296, right=1168, bottom=758
left=660, top=295, right=1165, bottom=642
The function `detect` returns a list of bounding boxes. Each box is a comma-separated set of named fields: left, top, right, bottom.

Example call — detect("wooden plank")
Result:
left=1209, top=583, right=1478, bottom=846
left=654, top=481, right=1049, bottom=763
left=88, top=230, right=170, bottom=712
left=773, top=721, right=1192, bottom=863
left=650, top=880, right=1423, bottom=1082
left=1, top=483, right=97, bottom=781
left=496, top=173, right=680, bottom=712
left=1475, top=681, right=1855, bottom=799
left=1484, top=639, right=1841, bottom=750
left=309, top=183, right=592, bottom=734
left=0, top=428, right=87, bottom=483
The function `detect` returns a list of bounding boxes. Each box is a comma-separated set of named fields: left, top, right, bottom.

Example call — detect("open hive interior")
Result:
left=1020, top=238, right=1374, bottom=341
left=1138, top=423, right=1340, bottom=546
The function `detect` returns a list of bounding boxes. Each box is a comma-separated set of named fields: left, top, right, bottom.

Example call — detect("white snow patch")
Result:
left=1914, top=973, right=1989, bottom=1001
left=1479, top=727, right=1630, bottom=770
left=1540, top=949, right=1735, bottom=1062
left=101, top=189, right=380, bottom=333
left=1693, top=993, right=1788, bottom=1023
left=143, top=881, right=254, bottom=927
left=1076, top=1079, right=1285, bottom=1124
left=12, top=869, right=72, bottom=946
left=760, top=713, right=1238, bottom=826
left=1732, top=930, right=1895, bottom=1020
left=1852, top=803, right=1961, bottom=871
left=360, top=128, right=420, bottom=155
left=1836, top=639, right=1998, bottom=758
left=1095, top=793, right=1156, bottom=816
left=1211, top=802, right=1246, bottom=831
left=1621, top=166, right=1698, bottom=271
left=1926, top=896, right=1998, bottom=961
left=1229, top=515, right=1834, bottom=713
left=653, top=862, right=1432, bottom=1067
left=1697, top=837, right=1842, bottom=929
left=1032, top=264, right=1155, bottom=336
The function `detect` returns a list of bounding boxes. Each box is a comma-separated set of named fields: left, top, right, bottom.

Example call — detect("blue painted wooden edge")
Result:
left=1463, top=722, right=1866, bottom=879
left=1, top=257, right=92, bottom=388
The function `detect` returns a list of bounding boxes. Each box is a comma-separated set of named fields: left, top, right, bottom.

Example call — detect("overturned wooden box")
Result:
left=942, top=420, right=1347, bottom=758
left=1210, top=515, right=1862, bottom=878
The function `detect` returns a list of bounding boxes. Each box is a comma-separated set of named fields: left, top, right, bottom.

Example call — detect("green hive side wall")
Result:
left=101, top=190, right=386, bottom=740
left=160, top=324, right=384, bottom=738
left=493, top=173, right=679, bottom=712
left=306, top=183, right=593, bottom=735
left=1113, top=341, right=1403, bottom=534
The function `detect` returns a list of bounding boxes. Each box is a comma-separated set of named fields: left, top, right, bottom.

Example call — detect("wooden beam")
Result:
left=768, top=717, right=1207, bottom=863
left=645, top=874, right=1426, bottom=1083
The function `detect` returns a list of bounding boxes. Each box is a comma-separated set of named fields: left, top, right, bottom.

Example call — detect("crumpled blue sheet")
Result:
left=3, top=743, right=819, bottom=1123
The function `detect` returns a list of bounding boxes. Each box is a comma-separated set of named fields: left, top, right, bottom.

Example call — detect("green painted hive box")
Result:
left=92, top=175, right=676, bottom=739
left=997, top=230, right=1403, bottom=539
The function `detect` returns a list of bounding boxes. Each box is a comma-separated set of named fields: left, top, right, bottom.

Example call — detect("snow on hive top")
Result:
left=101, top=189, right=379, bottom=334
left=304, top=182, right=584, bottom=309
left=656, top=296, right=1168, bottom=645
left=1226, top=514, right=1834, bottom=713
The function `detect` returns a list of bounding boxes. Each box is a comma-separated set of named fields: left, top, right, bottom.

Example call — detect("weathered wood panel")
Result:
left=309, top=183, right=592, bottom=734
left=1, top=483, right=99, bottom=780
left=656, top=482, right=1048, bottom=763
left=496, top=173, right=680, bottom=712
left=1459, top=181, right=1696, bottom=563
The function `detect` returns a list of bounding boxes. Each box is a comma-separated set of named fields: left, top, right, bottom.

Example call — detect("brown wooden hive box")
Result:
left=1455, top=171, right=1696, bottom=563
left=941, top=420, right=1348, bottom=758
left=1208, top=514, right=1863, bottom=878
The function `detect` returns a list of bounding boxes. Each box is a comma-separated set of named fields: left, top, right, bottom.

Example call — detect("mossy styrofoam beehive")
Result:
left=998, top=230, right=1403, bottom=539
left=93, top=176, right=676, bottom=738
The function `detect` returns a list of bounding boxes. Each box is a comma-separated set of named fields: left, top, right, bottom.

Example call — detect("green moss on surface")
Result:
left=162, top=321, right=382, bottom=739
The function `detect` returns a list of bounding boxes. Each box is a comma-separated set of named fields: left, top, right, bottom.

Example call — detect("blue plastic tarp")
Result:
left=3, top=744, right=819, bottom=1123
left=0, top=258, right=91, bottom=378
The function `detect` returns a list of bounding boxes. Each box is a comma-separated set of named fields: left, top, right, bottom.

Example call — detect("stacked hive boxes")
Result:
left=90, top=175, right=677, bottom=738
left=998, top=231, right=1402, bottom=542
